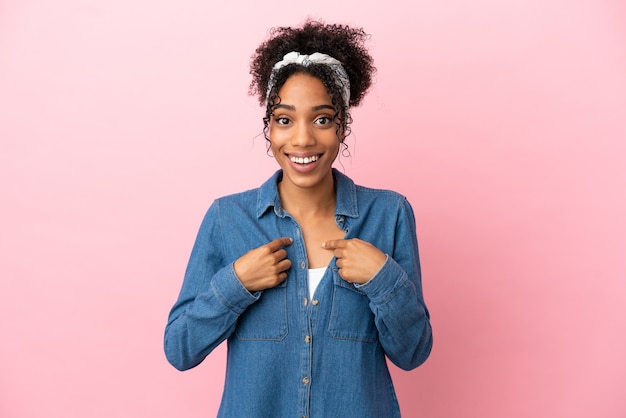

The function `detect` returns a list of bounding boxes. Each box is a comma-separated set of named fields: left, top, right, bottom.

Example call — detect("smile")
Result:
left=289, top=155, right=320, bottom=165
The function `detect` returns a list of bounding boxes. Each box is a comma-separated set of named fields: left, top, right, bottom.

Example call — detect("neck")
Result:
left=278, top=172, right=336, bottom=219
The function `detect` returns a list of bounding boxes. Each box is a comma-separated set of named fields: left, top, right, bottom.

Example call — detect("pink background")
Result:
left=1, top=0, right=625, bottom=417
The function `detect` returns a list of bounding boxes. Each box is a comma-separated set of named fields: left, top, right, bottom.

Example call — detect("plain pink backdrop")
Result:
left=1, top=0, right=625, bottom=417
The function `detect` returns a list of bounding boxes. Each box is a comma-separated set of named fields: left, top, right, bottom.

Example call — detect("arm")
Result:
left=164, top=201, right=293, bottom=371
left=358, top=197, right=432, bottom=370
left=323, top=197, right=433, bottom=370
left=163, top=201, right=258, bottom=371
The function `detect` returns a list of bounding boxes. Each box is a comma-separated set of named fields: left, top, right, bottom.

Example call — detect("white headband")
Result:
left=265, top=51, right=351, bottom=111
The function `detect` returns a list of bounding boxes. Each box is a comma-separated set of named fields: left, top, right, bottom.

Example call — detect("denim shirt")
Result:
left=164, top=169, right=433, bottom=418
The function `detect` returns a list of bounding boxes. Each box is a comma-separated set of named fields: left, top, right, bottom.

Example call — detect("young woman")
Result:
left=164, top=20, right=433, bottom=417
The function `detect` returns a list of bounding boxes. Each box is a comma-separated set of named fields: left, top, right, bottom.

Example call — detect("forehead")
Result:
left=277, top=73, right=332, bottom=103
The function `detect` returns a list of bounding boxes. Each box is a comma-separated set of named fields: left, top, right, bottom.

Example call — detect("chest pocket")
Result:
left=328, top=271, right=377, bottom=343
left=235, top=280, right=288, bottom=341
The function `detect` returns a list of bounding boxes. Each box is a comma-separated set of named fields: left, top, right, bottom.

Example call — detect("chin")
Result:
left=282, top=167, right=333, bottom=190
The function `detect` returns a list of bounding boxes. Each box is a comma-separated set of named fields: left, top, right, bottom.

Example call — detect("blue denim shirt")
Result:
left=164, top=169, right=432, bottom=417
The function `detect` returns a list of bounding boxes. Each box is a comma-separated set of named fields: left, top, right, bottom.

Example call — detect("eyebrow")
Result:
left=273, top=104, right=335, bottom=112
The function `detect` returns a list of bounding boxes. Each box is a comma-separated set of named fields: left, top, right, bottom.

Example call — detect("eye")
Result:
left=274, top=117, right=290, bottom=125
left=315, top=116, right=333, bottom=126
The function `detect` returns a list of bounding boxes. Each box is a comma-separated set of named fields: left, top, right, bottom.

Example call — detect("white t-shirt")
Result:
left=307, top=267, right=327, bottom=298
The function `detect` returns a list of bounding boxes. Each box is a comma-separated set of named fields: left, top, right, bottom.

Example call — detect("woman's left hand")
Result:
left=322, top=238, right=386, bottom=284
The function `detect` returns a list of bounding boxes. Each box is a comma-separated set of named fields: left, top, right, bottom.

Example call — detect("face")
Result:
left=269, top=72, right=342, bottom=193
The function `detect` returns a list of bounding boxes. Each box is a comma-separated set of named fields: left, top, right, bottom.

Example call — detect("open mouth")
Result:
left=289, top=154, right=321, bottom=165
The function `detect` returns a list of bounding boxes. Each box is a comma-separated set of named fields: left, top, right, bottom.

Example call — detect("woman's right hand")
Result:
left=233, top=237, right=293, bottom=292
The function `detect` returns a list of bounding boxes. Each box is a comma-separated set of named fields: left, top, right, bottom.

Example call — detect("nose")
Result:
left=290, top=122, right=315, bottom=147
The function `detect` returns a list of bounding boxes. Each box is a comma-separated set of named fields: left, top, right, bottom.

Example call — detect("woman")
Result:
left=164, top=20, right=433, bottom=417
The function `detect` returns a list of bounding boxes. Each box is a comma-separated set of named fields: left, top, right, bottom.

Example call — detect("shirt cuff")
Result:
left=354, top=255, right=407, bottom=303
left=210, top=263, right=261, bottom=314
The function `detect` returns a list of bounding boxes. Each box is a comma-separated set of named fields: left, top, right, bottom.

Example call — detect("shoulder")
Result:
left=206, top=188, right=259, bottom=223
left=355, top=184, right=413, bottom=216
left=209, top=170, right=281, bottom=216
left=354, top=183, right=406, bottom=200
left=338, top=170, right=410, bottom=208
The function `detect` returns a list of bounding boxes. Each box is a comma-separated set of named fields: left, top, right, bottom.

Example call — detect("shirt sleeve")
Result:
left=355, top=197, right=433, bottom=370
left=163, top=200, right=260, bottom=371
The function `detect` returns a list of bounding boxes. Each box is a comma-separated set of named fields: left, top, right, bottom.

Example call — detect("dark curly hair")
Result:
left=249, top=19, right=376, bottom=145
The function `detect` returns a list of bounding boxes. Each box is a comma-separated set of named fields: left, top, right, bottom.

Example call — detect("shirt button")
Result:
left=302, top=377, right=309, bottom=385
left=303, top=298, right=308, bottom=306
left=305, top=335, right=311, bottom=343
left=312, top=299, right=319, bottom=306
left=301, top=261, right=305, bottom=269
left=338, top=217, right=344, bottom=223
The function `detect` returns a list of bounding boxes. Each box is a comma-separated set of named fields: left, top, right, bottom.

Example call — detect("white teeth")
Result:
left=290, top=155, right=319, bottom=164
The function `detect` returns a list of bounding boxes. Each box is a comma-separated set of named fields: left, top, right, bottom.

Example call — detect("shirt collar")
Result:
left=256, top=168, right=359, bottom=219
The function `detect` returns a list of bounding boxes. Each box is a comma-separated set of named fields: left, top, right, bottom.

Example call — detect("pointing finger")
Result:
left=267, top=237, right=293, bottom=251
left=322, top=239, right=346, bottom=250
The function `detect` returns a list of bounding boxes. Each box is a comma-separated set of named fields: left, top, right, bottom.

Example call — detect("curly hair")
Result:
left=249, top=19, right=376, bottom=144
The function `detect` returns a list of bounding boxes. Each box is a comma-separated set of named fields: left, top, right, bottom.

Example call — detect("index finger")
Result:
left=321, top=239, right=347, bottom=250
left=266, top=237, right=293, bottom=251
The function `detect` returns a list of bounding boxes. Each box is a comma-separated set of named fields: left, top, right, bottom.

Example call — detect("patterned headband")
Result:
left=265, top=51, right=351, bottom=111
